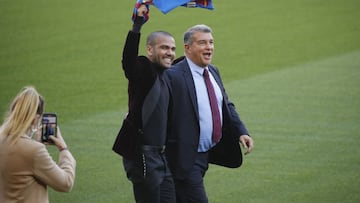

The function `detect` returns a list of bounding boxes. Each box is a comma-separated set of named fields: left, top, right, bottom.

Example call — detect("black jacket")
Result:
left=165, top=58, right=249, bottom=179
left=113, top=31, right=169, bottom=159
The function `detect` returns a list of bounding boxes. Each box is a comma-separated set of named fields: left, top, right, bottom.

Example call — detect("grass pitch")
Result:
left=1, top=0, right=359, bottom=202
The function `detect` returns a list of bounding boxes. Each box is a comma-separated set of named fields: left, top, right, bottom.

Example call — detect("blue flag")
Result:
left=182, top=0, right=214, bottom=10
left=152, top=0, right=214, bottom=14
left=152, top=0, right=189, bottom=13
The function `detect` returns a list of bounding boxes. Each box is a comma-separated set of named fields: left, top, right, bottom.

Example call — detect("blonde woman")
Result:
left=0, top=86, right=76, bottom=203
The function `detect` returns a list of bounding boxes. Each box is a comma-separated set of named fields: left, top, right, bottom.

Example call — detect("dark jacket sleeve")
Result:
left=122, top=31, right=141, bottom=79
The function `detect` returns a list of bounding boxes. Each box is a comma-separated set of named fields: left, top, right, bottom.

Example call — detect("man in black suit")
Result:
left=112, top=4, right=176, bottom=203
left=165, top=24, right=254, bottom=203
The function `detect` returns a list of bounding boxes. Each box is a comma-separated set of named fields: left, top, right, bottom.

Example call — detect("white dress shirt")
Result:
left=186, top=58, right=223, bottom=152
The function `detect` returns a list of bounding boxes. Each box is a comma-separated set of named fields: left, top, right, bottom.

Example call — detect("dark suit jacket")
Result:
left=165, top=58, right=249, bottom=179
left=112, top=31, right=166, bottom=159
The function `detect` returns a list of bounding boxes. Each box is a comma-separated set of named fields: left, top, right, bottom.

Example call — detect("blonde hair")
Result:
left=0, top=86, right=44, bottom=144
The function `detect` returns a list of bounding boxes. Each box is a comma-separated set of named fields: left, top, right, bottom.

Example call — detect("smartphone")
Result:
left=41, top=113, right=57, bottom=143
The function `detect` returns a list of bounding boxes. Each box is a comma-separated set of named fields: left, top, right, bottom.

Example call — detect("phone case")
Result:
left=41, top=113, right=57, bottom=143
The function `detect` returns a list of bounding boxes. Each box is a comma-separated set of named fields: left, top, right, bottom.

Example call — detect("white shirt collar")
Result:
left=185, top=57, right=208, bottom=76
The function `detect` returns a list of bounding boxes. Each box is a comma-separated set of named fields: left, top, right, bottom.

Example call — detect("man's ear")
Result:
left=184, top=44, right=190, bottom=54
left=146, top=44, right=153, bottom=57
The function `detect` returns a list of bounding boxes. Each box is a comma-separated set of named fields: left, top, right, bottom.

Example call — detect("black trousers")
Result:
left=123, top=149, right=176, bottom=203
left=174, top=152, right=209, bottom=203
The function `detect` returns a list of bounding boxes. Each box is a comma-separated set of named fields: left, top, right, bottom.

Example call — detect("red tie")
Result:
left=203, top=69, right=222, bottom=143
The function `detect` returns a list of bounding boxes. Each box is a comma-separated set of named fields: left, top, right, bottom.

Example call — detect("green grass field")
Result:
left=1, top=0, right=360, bottom=202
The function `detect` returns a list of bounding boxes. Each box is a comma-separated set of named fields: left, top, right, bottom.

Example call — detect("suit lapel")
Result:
left=208, top=66, right=223, bottom=94
left=142, top=76, right=161, bottom=128
left=208, top=65, right=229, bottom=116
left=181, top=60, right=199, bottom=120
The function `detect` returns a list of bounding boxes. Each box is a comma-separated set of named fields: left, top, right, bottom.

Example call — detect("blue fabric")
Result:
left=152, top=0, right=189, bottom=14
left=152, top=0, right=214, bottom=14
left=182, top=0, right=214, bottom=10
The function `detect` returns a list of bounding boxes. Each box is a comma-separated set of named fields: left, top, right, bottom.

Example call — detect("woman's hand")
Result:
left=49, top=127, right=68, bottom=151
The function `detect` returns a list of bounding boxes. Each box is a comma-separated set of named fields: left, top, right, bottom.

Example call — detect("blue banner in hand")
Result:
left=182, top=0, right=214, bottom=10
left=152, top=0, right=214, bottom=14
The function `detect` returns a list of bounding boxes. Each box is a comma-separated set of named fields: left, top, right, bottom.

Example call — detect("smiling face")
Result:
left=184, top=30, right=214, bottom=67
left=147, top=34, right=176, bottom=69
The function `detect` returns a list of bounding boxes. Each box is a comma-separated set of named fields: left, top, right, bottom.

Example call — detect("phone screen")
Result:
left=41, top=113, right=57, bottom=143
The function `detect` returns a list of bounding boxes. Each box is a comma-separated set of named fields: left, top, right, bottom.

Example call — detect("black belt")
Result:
left=141, top=145, right=166, bottom=154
